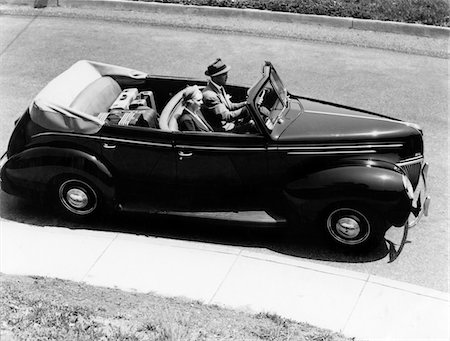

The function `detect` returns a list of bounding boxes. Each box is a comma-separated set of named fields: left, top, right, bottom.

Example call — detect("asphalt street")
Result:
left=0, top=10, right=448, bottom=292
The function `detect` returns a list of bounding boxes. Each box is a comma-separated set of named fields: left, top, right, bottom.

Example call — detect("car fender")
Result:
left=2, top=146, right=115, bottom=202
left=284, top=163, right=412, bottom=226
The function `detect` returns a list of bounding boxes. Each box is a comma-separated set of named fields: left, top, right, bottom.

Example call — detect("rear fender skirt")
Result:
left=284, top=165, right=411, bottom=226
left=3, top=147, right=114, bottom=201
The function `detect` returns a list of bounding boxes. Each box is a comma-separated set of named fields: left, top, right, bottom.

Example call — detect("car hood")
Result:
left=275, top=97, right=420, bottom=144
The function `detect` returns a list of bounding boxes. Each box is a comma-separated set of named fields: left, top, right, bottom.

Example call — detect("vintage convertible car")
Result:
left=0, top=60, right=430, bottom=249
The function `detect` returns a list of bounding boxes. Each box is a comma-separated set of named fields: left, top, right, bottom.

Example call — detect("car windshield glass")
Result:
left=269, top=69, right=287, bottom=106
left=254, top=67, right=288, bottom=132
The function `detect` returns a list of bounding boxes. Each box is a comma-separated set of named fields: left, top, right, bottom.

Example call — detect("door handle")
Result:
left=178, top=151, right=193, bottom=158
left=103, top=143, right=116, bottom=149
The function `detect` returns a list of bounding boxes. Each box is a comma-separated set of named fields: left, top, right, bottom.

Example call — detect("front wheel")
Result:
left=324, top=206, right=386, bottom=250
left=56, top=178, right=100, bottom=218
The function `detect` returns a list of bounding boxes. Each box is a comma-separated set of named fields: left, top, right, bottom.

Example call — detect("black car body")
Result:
left=0, top=60, right=430, bottom=249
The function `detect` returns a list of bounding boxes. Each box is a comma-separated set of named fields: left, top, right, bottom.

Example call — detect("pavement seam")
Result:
left=365, top=281, right=449, bottom=301
left=207, top=249, right=243, bottom=305
left=341, top=274, right=370, bottom=334
left=80, top=233, right=119, bottom=282
left=0, top=13, right=37, bottom=58
left=241, top=253, right=367, bottom=282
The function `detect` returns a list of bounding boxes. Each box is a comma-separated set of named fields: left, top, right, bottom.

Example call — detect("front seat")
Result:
left=167, top=101, right=184, bottom=131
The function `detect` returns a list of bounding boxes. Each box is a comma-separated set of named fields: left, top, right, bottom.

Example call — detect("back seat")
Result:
left=70, top=76, right=158, bottom=129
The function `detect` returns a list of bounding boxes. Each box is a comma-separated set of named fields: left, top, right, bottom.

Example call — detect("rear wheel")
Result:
left=324, top=205, right=386, bottom=250
left=56, top=178, right=100, bottom=218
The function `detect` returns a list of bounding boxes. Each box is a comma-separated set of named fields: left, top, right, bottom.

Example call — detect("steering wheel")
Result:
left=257, top=88, right=267, bottom=107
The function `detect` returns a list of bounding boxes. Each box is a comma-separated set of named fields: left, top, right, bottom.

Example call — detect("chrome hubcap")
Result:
left=59, top=180, right=97, bottom=215
left=66, top=188, right=89, bottom=209
left=327, top=208, right=370, bottom=245
left=336, top=217, right=360, bottom=238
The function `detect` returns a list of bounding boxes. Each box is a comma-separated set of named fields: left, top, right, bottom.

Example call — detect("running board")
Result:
left=157, top=210, right=287, bottom=227
left=118, top=201, right=287, bottom=227
left=118, top=203, right=287, bottom=227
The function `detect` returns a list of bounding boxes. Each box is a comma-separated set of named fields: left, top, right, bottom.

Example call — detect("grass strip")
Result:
left=1, top=274, right=355, bottom=341
left=136, top=0, right=450, bottom=26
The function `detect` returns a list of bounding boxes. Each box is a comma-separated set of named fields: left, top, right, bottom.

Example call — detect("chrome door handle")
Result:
left=103, top=143, right=116, bottom=149
left=178, top=151, right=193, bottom=157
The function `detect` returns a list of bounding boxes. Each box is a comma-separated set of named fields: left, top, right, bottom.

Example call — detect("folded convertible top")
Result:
left=29, top=60, right=148, bottom=134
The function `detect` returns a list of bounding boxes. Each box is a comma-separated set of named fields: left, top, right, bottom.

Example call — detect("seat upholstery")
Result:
left=159, top=89, right=184, bottom=132
left=167, top=102, right=184, bottom=131
left=70, top=76, right=122, bottom=116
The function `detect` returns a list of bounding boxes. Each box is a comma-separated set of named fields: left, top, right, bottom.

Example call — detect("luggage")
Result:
left=97, top=88, right=159, bottom=128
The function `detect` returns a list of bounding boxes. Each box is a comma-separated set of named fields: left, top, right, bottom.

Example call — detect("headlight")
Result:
left=402, top=174, right=414, bottom=200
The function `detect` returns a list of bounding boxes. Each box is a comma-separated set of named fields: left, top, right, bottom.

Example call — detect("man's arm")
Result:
left=203, top=90, right=245, bottom=122
left=227, top=96, right=246, bottom=111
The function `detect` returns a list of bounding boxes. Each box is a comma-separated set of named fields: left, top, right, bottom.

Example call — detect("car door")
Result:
left=99, top=125, right=177, bottom=210
left=172, top=131, right=268, bottom=211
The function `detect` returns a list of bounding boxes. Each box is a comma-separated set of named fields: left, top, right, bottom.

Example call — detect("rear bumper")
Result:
left=408, top=162, right=430, bottom=228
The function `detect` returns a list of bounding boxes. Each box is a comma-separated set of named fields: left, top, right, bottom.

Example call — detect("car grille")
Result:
left=397, top=157, right=423, bottom=189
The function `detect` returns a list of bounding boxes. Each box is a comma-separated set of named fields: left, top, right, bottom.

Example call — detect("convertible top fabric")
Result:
left=29, top=60, right=148, bottom=134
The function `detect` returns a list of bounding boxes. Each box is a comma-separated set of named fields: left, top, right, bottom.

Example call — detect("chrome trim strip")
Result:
left=32, top=132, right=265, bottom=152
left=175, top=145, right=265, bottom=151
left=305, top=110, right=399, bottom=123
left=32, top=132, right=172, bottom=148
left=396, top=156, right=424, bottom=166
left=99, top=137, right=171, bottom=148
left=288, top=150, right=376, bottom=155
left=31, top=132, right=405, bottom=153
left=278, top=143, right=403, bottom=151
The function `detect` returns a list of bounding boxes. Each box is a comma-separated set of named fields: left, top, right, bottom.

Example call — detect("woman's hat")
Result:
left=205, top=58, right=231, bottom=77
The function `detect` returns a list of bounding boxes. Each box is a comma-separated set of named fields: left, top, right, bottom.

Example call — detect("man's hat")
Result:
left=205, top=58, right=231, bottom=77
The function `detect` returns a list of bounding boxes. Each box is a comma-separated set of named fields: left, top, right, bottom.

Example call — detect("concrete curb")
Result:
left=1, top=0, right=448, bottom=38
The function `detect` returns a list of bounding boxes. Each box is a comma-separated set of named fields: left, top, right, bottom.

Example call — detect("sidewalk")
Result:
left=1, top=219, right=448, bottom=340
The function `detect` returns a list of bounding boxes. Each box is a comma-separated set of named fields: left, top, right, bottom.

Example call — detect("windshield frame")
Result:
left=267, top=65, right=288, bottom=107
left=247, top=62, right=289, bottom=137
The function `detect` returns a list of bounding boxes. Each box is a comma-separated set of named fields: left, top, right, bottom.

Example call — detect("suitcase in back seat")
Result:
left=99, top=108, right=159, bottom=128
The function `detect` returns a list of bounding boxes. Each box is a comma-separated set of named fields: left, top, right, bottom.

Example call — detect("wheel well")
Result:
left=318, top=201, right=376, bottom=225
left=50, top=173, right=94, bottom=190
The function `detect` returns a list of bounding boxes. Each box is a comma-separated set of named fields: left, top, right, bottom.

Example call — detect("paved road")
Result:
left=0, top=13, right=448, bottom=292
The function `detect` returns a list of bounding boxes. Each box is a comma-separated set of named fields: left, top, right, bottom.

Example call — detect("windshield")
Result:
left=254, top=65, right=289, bottom=132
left=269, top=67, right=287, bottom=106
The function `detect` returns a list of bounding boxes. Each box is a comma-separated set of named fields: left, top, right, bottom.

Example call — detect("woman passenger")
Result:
left=178, top=86, right=213, bottom=132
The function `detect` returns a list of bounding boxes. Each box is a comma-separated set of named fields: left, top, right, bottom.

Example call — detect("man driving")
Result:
left=202, top=58, right=250, bottom=132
